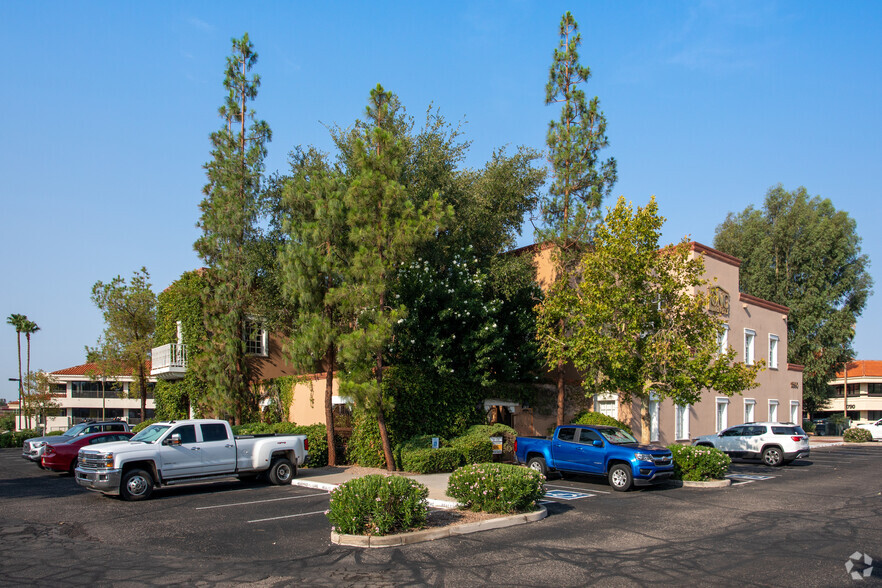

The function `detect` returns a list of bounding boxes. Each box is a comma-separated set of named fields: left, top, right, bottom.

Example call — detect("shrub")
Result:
left=399, top=447, right=463, bottom=474
left=233, top=422, right=328, bottom=468
left=447, top=463, right=544, bottom=513
left=47, top=431, right=64, bottom=436
left=462, top=424, right=517, bottom=455
left=347, top=412, right=390, bottom=469
left=132, top=419, right=160, bottom=433
left=451, top=434, right=493, bottom=464
left=802, top=419, right=816, bottom=433
left=326, top=474, right=428, bottom=536
left=0, top=429, right=41, bottom=448
left=573, top=410, right=633, bottom=434
left=843, top=427, right=873, bottom=443
left=668, top=444, right=731, bottom=481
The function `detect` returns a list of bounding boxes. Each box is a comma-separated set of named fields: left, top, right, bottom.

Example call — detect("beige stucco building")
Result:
left=822, top=360, right=882, bottom=423
left=516, top=242, right=804, bottom=443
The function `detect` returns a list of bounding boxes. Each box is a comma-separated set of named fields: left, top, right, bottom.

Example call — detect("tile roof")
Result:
left=836, top=360, right=882, bottom=379
left=51, top=361, right=152, bottom=377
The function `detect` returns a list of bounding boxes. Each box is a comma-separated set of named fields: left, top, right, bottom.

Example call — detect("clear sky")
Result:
left=2, top=1, right=880, bottom=404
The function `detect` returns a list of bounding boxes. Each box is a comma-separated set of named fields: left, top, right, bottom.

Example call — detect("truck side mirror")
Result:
left=592, top=440, right=603, bottom=448
left=165, top=434, right=182, bottom=446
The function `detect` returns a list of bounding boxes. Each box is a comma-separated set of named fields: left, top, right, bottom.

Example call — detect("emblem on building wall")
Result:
left=707, top=286, right=730, bottom=317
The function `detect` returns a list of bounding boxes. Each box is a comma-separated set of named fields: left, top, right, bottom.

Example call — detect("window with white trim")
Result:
left=744, top=399, right=756, bottom=423
left=675, top=404, right=690, bottom=440
left=769, top=400, right=779, bottom=422
left=716, top=398, right=729, bottom=432
left=769, top=334, right=779, bottom=369
left=718, top=323, right=729, bottom=355
left=744, top=329, right=756, bottom=365
left=649, top=395, right=660, bottom=442
left=243, top=318, right=268, bottom=357
left=790, top=401, right=799, bottom=424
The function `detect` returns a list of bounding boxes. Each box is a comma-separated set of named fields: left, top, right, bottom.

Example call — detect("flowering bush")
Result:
left=668, top=444, right=731, bottom=481
left=447, top=463, right=544, bottom=513
left=326, top=475, right=429, bottom=536
left=843, top=427, right=873, bottom=443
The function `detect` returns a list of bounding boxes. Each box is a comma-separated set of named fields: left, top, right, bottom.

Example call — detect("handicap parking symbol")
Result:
left=543, top=489, right=594, bottom=500
left=726, top=473, right=775, bottom=481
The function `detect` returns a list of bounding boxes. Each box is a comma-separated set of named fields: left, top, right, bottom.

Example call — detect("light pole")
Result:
left=8, top=377, right=21, bottom=431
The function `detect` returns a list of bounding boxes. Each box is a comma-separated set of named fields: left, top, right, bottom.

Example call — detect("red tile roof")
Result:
left=51, top=362, right=152, bottom=377
left=836, top=360, right=882, bottom=379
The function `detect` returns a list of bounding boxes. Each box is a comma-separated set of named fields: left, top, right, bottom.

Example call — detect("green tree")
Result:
left=547, top=196, right=762, bottom=442
left=336, top=85, right=450, bottom=470
left=85, top=339, right=125, bottom=421
left=278, top=147, right=349, bottom=465
left=91, top=267, right=156, bottom=421
left=713, top=185, right=873, bottom=414
left=23, top=370, right=59, bottom=431
left=536, top=12, right=618, bottom=426
left=6, top=313, right=27, bottom=429
left=194, top=33, right=272, bottom=423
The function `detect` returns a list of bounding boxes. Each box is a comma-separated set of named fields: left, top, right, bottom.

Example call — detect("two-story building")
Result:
left=822, top=360, right=882, bottom=424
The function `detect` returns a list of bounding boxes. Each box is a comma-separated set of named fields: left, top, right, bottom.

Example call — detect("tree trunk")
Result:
left=15, top=332, right=22, bottom=430
left=375, top=350, right=395, bottom=471
left=640, top=397, right=650, bottom=444
left=556, top=361, right=566, bottom=427
left=25, top=333, right=32, bottom=429
left=324, top=344, right=337, bottom=467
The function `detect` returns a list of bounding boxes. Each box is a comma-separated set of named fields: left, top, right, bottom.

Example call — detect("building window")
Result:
left=790, top=401, right=799, bottom=424
left=744, top=399, right=756, bottom=423
left=597, top=400, right=617, bottom=419
left=675, top=404, right=690, bottom=440
left=769, top=400, right=779, bottom=422
left=769, top=335, right=779, bottom=370
left=649, top=396, right=659, bottom=442
left=867, top=383, right=882, bottom=397
left=718, top=323, right=729, bottom=355
left=744, top=330, right=756, bottom=365
left=716, top=398, right=729, bottom=432
left=244, top=318, right=268, bottom=357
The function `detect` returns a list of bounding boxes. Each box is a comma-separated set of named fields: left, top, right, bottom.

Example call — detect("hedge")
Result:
left=447, top=462, right=544, bottom=513
left=573, top=410, right=633, bottom=434
left=668, top=444, right=731, bottom=481
left=0, top=429, right=41, bottom=448
left=326, top=474, right=428, bottom=536
left=347, top=412, right=390, bottom=469
left=843, top=427, right=873, bottom=443
left=233, top=422, right=328, bottom=468
left=450, top=434, right=493, bottom=464
left=399, top=447, right=463, bottom=474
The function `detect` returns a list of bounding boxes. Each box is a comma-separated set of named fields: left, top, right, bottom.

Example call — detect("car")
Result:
left=22, top=419, right=131, bottom=467
left=41, top=431, right=135, bottom=474
left=856, top=418, right=882, bottom=440
left=692, top=422, right=810, bottom=466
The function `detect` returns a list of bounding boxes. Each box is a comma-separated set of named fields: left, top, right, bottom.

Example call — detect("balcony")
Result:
left=151, top=343, right=187, bottom=380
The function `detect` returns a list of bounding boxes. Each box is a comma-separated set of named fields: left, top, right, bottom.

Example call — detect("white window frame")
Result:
left=790, top=401, right=800, bottom=424
left=744, top=329, right=756, bottom=366
left=716, top=398, right=729, bottom=433
left=243, top=318, right=269, bottom=357
left=769, top=334, right=779, bottom=370
left=675, top=404, right=690, bottom=441
left=744, top=398, right=756, bottom=423
left=718, top=323, right=729, bottom=355
left=769, top=400, right=779, bottom=422
left=594, top=393, right=619, bottom=421
left=649, top=394, right=660, bottom=442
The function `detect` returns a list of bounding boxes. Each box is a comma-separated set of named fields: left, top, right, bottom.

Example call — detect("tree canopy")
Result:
left=714, top=185, right=873, bottom=414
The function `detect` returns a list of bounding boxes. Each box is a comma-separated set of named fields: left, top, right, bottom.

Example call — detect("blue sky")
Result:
left=2, top=1, right=880, bottom=403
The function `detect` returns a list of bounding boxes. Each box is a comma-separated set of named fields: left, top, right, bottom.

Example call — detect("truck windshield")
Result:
left=599, top=428, right=639, bottom=445
left=130, top=425, right=171, bottom=443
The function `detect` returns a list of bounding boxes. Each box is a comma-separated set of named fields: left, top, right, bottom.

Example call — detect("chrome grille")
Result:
left=78, top=450, right=110, bottom=469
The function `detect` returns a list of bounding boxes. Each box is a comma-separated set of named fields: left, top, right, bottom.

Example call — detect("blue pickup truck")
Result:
left=514, top=424, right=674, bottom=491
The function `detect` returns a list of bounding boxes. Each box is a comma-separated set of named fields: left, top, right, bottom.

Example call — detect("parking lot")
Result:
left=2, top=445, right=880, bottom=586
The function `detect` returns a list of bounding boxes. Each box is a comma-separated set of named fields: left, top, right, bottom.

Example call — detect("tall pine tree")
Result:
left=195, top=34, right=271, bottom=423
left=536, top=12, right=618, bottom=426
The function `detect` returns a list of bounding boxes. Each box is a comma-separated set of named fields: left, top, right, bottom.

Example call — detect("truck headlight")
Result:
left=635, top=453, right=654, bottom=462
left=102, top=453, right=114, bottom=468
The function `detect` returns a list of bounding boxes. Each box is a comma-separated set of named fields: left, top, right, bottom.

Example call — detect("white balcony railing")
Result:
left=150, top=343, right=187, bottom=380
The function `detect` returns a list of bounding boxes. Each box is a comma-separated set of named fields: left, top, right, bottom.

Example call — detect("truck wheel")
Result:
left=526, top=457, right=548, bottom=477
left=268, top=458, right=294, bottom=485
left=608, top=464, right=633, bottom=492
left=762, top=446, right=784, bottom=467
left=121, top=469, right=154, bottom=501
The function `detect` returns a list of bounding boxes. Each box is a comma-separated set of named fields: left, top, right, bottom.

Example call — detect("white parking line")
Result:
left=248, top=510, right=326, bottom=523
left=196, top=492, right=328, bottom=510
left=545, top=484, right=610, bottom=494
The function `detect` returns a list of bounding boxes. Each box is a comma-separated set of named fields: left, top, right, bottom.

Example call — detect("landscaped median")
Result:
left=667, top=444, right=732, bottom=488
left=326, top=463, right=547, bottom=548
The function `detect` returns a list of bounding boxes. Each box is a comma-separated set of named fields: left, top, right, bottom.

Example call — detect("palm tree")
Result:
left=22, top=319, right=40, bottom=429
left=6, top=314, right=27, bottom=430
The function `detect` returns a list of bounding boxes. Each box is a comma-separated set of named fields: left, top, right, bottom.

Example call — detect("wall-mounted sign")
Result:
left=432, top=437, right=440, bottom=449
left=490, top=436, right=503, bottom=455
left=847, top=404, right=856, bottom=409
left=707, top=286, right=730, bottom=317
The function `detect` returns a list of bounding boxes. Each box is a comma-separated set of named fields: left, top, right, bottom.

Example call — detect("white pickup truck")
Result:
left=75, top=419, right=309, bottom=501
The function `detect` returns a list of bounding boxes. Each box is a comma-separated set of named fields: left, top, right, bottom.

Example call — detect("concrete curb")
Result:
left=291, top=478, right=460, bottom=509
left=667, top=478, right=732, bottom=488
left=330, top=505, right=548, bottom=548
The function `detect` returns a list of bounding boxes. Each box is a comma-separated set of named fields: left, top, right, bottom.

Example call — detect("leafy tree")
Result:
left=91, top=268, right=156, bottom=421
left=278, top=147, right=350, bottom=465
left=85, top=340, right=125, bottom=421
left=536, top=12, right=618, bottom=426
left=713, top=185, right=873, bottom=414
left=549, top=196, right=762, bottom=442
left=194, top=33, right=272, bottom=423
left=336, top=85, right=450, bottom=470
left=23, top=370, right=60, bottom=430
left=6, top=314, right=27, bottom=429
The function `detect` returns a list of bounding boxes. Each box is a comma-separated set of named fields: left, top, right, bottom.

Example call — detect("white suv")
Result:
left=692, top=422, right=810, bottom=466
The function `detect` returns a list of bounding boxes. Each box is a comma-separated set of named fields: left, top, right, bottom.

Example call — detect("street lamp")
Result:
left=8, top=377, right=22, bottom=431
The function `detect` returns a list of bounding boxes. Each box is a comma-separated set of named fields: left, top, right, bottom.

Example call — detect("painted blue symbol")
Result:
left=543, top=489, right=594, bottom=500
left=726, top=473, right=775, bottom=481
